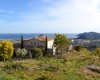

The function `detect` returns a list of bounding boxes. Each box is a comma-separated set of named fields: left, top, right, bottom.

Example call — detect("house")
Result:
left=23, top=35, right=54, bottom=49
left=13, top=35, right=56, bottom=56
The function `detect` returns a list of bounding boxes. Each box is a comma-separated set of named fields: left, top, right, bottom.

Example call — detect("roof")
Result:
left=24, top=36, right=54, bottom=41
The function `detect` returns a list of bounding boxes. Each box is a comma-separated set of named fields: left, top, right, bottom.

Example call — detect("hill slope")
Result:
left=0, top=52, right=100, bottom=80
left=77, top=32, right=100, bottom=40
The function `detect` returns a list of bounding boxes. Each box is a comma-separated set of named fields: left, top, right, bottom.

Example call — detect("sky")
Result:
left=0, top=0, right=100, bottom=33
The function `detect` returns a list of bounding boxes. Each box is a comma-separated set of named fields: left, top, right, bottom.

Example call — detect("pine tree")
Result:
left=54, top=33, right=69, bottom=53
left=21, top=35, right=24, bottom=49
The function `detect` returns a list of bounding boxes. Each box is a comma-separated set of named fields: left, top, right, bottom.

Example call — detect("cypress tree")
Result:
left=43, top=36, right=48, bottom=56
left=21, top=35, right=24, bottom=49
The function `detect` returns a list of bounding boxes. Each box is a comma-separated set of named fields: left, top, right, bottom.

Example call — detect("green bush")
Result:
left=4, top=62, right=24, bottom=70
left=0, top=72, right=15, bottom=80
left=80, top=48, right=90, bottom=54
left=93, top=48, right=100, bottom=57
left=31, top=47, right=43, bottom=59
left=16, top=48, right=27, bottom=59
left=74, top=46, right=82, bottom=51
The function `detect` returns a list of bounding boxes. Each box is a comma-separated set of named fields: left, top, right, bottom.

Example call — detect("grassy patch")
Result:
left=0, top=52, right=100, bottom=80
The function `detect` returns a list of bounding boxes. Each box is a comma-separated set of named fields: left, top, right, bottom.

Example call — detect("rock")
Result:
left=68, top=45, right=73, bottom=51
left=85, top=65, right=100, bottom=73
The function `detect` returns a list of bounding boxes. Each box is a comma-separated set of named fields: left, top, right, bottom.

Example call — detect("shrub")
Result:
left=26, top=52, right=32, bottom=59
left=31, top=47, right=43, bottom=59
left=93, top=48, right=100, bottom=57
left=0, top=40, right=14, bottom=61
left=4, top=62, right=23, bottom=70
left=16, top=48, right=27, bottom=59
left=74, top=46, right=83, bottom=51
left=80, top=48, right=90, bottom=54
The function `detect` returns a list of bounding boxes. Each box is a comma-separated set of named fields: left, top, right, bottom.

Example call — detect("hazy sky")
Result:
left=0, top=0, right=100, bottom=33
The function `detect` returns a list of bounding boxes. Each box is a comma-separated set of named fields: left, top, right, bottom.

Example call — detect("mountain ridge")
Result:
left=77, top=32, right=100, bottom=40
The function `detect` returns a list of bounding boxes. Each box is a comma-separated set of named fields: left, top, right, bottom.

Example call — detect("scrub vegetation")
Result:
left=0, top=49, right=100, bottom=80
left=0, top=34, right=100, bottom=80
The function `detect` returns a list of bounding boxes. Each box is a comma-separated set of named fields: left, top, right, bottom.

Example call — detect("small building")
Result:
left=23, top=35, right=54, bottom=49
left=13, top=35, right=57, bottom=56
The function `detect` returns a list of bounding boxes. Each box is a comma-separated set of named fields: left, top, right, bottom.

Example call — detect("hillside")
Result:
left=77, top=32, right=100, bottom=40
left=0, top=51, right=100, bottom=80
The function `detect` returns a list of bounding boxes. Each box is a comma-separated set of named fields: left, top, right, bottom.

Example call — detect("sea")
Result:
left=0, top=33, right=78, bottom=40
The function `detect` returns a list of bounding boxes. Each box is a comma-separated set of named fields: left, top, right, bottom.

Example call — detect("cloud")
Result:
left=1, top=0, right=100, bottom=33
left=41, top=0, right=100, bottom=32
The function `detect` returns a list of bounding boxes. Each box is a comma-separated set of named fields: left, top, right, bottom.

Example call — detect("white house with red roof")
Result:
left=23, top=35, right=54, bottom=49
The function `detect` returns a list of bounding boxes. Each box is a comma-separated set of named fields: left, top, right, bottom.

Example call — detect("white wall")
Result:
left=24, top=39, right=54, bottom=49
left=24, top=39, right=41, bottom=47
left=48, top=40, right=54, bottom=49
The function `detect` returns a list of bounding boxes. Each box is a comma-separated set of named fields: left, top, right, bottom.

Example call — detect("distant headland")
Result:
left=77, top=32, right=100, bottom=40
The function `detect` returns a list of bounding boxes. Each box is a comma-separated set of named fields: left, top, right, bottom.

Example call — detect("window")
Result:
left=34, top=42, right=36, bottom=45
left=37, top=43, right=39, bottom=45
left=31, top=42, right=33, bottom=45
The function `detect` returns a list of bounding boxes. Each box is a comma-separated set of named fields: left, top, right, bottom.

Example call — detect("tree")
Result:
left=31, top=47, right=43, bottom=59
left=21, top=35, right=24, bottom=49
left=74, top=46, right=83, bottom=51
left=54, top=33, right=69, bottom=53
left=0, top=40, right=14, bottom=61
left=43, top=36, right=48, bottom=56
left=39, top=34, right=43, bottom=36
left=16, top=48, right=27, bottom=59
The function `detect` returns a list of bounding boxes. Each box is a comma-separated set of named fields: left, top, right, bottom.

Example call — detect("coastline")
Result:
left=0, top=33, right=77, bottom=40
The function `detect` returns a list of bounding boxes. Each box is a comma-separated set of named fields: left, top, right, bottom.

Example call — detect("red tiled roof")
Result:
left=24, top=36, right=54, bottom=41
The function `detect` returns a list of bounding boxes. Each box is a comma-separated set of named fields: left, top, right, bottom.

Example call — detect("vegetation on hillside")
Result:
left=0, top=34, right=100, bottom=80
left=0, top=50, right=100, bottom=80
left=43, top=36, right=48, bottom=56
left=93, top=48, right=100, bottom=57
left=31, top=47, right=43, bottom=59
left=16, top=48, right=27, bottom=59
left=54, top=33, right=69, bottom=53
left=0, top=41, right=14, bottom=61
left=21, top=35, right=24, bottom=49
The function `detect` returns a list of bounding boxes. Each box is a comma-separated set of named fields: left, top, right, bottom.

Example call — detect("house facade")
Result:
left=23, top=36, right=54, bottom=49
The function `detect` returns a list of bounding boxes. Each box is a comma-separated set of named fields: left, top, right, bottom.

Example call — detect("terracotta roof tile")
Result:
left=24, top=36, right=54, bottom=41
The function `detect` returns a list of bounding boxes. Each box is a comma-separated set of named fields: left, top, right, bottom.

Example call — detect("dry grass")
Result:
left=0, top=51, right=100, bottom=80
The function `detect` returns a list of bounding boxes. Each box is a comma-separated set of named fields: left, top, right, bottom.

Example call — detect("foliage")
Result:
left=26, top=52, right=32, bottom=59
left=43, top=36, right=48, bottom=56
left=4, top=62, right=23, bottom=70
left=39, top=34, right=43, bottom=36
left=74, top=46, right=83, bottom=51
left=16, top=48, right=27, bottom=59
left=54, top=33, right=69, bottom=52
left=74, top=46, right=90, bottom=54
left=0, top=51, right=100, bottom=80
left=31, top=47, right=43, bottom=59
left=0, top=40, right=14, bottom=61
left=79, top=48, right=90, bottom=54
left=93, top=48, right=100, bottom=57
left=21, top=35, right=24, bottom=49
